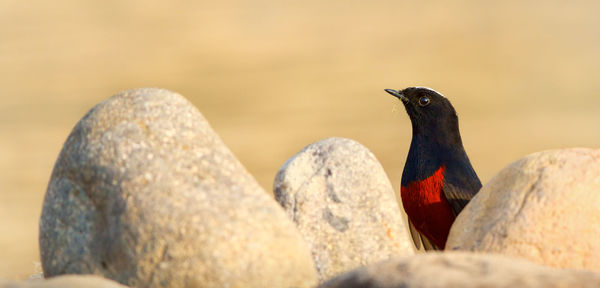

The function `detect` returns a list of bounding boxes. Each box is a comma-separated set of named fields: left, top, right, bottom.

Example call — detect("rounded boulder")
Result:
left=0, top=275, right=128, bottom=288
left=447, top=148, right=600, bottom=271
left=274, top=137, right=414, bottom=280
left=39, top=88, right=317, bottom=288
left=319, top=252, right=600, bottom=288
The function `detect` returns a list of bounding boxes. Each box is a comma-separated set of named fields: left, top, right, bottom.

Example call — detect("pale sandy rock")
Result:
left=39, top=88, right=317, bottom=288
left=319, top=252, right=600, bottom=288
left=274, top=137, right=414, bottom=281
left=447, top=148, right=600, bottom=271
left=0, top=275, right=127, bottom=288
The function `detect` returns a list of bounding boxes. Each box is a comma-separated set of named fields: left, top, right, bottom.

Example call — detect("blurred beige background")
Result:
left=1, top=0, right=599, bottom=279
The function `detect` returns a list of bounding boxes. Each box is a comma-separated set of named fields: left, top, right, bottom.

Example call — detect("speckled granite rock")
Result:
left=0, top=275, right=127, bottom=288
left=274, top=137, right=414, bottom=281
left=39, top=88, right=317, bottom=288
left=448, top=148, right=600, bottom=272
left=319, top=252, right=600, bottom=288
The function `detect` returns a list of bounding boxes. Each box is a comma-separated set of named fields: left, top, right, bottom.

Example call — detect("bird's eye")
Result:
left=418, top=96, right=430, bottom=107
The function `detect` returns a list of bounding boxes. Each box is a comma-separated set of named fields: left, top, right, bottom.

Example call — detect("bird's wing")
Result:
left=441, top=152, right=483, bottom=217
left=442, top=173, right=481, bottom=217
left=441, top=182, right=473, bottom=217
left=408, top=219, right=440, bottom=251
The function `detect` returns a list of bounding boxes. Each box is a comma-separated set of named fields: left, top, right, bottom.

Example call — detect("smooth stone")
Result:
left=39, top=88, right=317, bottom=288
left=319, top=252, right=600, bottom=288
left=274, top=137, right=414, bottom=281
left=448, top=148, right=600, bottom=271
left=0, top=275, right=127, bottom=288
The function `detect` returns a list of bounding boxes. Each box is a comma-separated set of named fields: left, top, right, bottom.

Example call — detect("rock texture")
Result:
left=319, top=252, right=600, bottom=288
left=39, top=88, right=317, bottom=288
left=0, top=275, right=127, bottom=288
left=447, top=148, right=600, bottom=271
left=274, top=137, right=413, bottom=281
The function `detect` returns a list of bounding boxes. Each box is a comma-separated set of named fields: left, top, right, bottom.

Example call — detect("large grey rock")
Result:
left=0, top=275, right=127, bottom=288
left=447, top=148, right=600, bottom=272
left=274, top=137, right=414, bottom=281
left=39, top=88, right=318, bottom=288
left=319, top=252, right=600, bottom=288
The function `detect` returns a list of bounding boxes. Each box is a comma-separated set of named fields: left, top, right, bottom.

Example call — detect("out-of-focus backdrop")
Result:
left=1, top=0, right=599, bottom=279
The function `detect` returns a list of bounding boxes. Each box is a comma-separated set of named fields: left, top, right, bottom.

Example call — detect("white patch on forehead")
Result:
left=414, top=86, right=445, bottom=98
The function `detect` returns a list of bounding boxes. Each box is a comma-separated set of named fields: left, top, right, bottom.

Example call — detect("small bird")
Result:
left=385, top=87, right=482, bottom=250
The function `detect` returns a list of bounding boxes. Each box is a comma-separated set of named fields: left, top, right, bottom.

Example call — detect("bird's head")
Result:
left=385, top=87, right=459, bottom=137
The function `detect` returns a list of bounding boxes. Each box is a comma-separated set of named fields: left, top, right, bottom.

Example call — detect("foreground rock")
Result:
left=274, top=137, right=414, bottom=280
left=39, top=88, right=317, bottom=288
left=319, top=252, right=600, bottom=288
left=0, top=275, right=127, bottom=288
left=448, top=148, right=600, bottom=271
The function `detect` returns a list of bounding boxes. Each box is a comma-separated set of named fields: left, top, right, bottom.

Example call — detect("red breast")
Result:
left=401, top=165, right=455, bottom=249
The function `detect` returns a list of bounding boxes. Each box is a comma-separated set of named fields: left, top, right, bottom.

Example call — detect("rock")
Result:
left=318, top=252, right=600, bottom=288
left=0, top=275, right=127, bottom=288
left=447, top=148, right=600, bottom=271
left=39, top=88, right=318, bottom=288
left=274, top=137, right=414, bottom=281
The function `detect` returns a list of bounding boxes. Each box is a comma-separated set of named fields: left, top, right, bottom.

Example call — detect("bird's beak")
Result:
left=385, top=89, right=409, bottom=103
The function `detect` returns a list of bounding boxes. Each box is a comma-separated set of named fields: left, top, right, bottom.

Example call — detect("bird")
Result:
left=385, top=87, right=482, bottom=250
